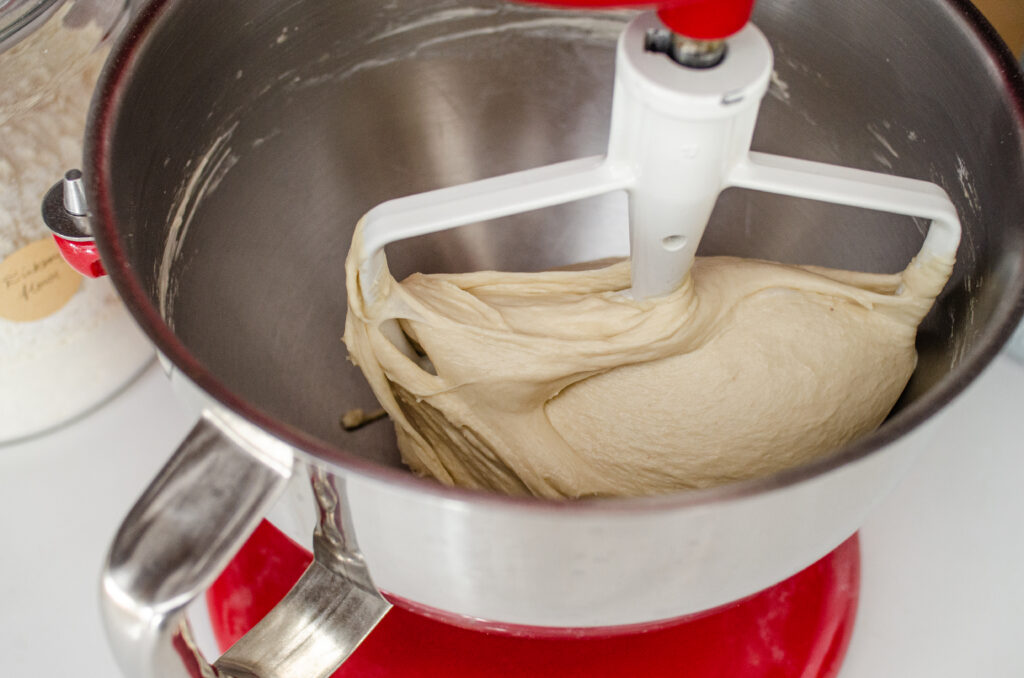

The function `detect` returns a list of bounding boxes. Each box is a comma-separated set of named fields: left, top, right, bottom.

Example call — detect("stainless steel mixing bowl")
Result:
left=93, top=1, right=1024, bottom=676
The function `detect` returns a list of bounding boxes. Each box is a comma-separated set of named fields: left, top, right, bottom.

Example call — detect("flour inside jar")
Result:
left=1, top=5, right=151, bottom=442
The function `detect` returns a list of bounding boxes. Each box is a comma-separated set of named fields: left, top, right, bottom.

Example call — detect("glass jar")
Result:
left=1, top=0, right=153, bottom=443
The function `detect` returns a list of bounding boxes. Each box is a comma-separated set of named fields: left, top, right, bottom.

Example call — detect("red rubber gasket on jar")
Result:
left=52, top=235, right=105, bottom=278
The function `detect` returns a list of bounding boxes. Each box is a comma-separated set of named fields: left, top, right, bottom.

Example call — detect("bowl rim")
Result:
left=86, top=0, right=1024, bottom=515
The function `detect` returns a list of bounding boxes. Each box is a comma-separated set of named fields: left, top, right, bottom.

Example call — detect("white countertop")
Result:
left=1, top=356, right=1022, bottom=677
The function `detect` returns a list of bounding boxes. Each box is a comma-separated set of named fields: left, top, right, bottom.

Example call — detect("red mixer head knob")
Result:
left=523, top=0, right=757, bottom=40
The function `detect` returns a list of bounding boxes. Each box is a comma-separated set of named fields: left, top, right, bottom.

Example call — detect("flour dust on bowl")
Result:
left=92, top=1, right=1024, bottom=676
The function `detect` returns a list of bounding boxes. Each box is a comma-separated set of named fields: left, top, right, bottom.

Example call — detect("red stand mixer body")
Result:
left=209, top=521, right=860, bottom=678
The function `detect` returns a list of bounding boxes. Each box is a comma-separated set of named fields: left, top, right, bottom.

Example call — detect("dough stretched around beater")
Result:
left=343, top=223, right=954, bottom=499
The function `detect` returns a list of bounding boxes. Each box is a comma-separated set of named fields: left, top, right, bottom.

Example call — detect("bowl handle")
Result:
left=100, top=411, right=391, bottom=678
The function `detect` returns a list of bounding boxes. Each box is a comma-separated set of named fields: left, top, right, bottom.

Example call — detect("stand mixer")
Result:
left=48, top=0, right=1024, bottom=676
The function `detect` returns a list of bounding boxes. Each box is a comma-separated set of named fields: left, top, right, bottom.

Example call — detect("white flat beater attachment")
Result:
left=356, top=12, right=960, bottom=308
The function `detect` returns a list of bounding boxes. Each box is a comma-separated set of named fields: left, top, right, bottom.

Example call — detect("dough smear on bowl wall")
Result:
left=344, top=222, right=955, bottom=499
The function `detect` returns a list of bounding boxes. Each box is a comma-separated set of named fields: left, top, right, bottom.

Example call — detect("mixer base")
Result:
left=207, top=521, right=859, bottom=677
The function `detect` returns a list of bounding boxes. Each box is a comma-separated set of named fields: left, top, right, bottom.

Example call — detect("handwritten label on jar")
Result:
left=0, top=238, right=81, bottom=322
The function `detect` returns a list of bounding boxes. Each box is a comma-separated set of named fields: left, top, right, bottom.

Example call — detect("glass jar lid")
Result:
left=0, top=0, right=64, bottom=53
left=1, top=0, right=126, bottom=55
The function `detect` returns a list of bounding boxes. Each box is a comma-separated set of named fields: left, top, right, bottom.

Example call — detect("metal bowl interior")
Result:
left=89, top=0, right=1024, bottom=504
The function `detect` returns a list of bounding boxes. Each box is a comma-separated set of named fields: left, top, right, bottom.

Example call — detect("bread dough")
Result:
left=344, top=224, right=954, bottom=498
